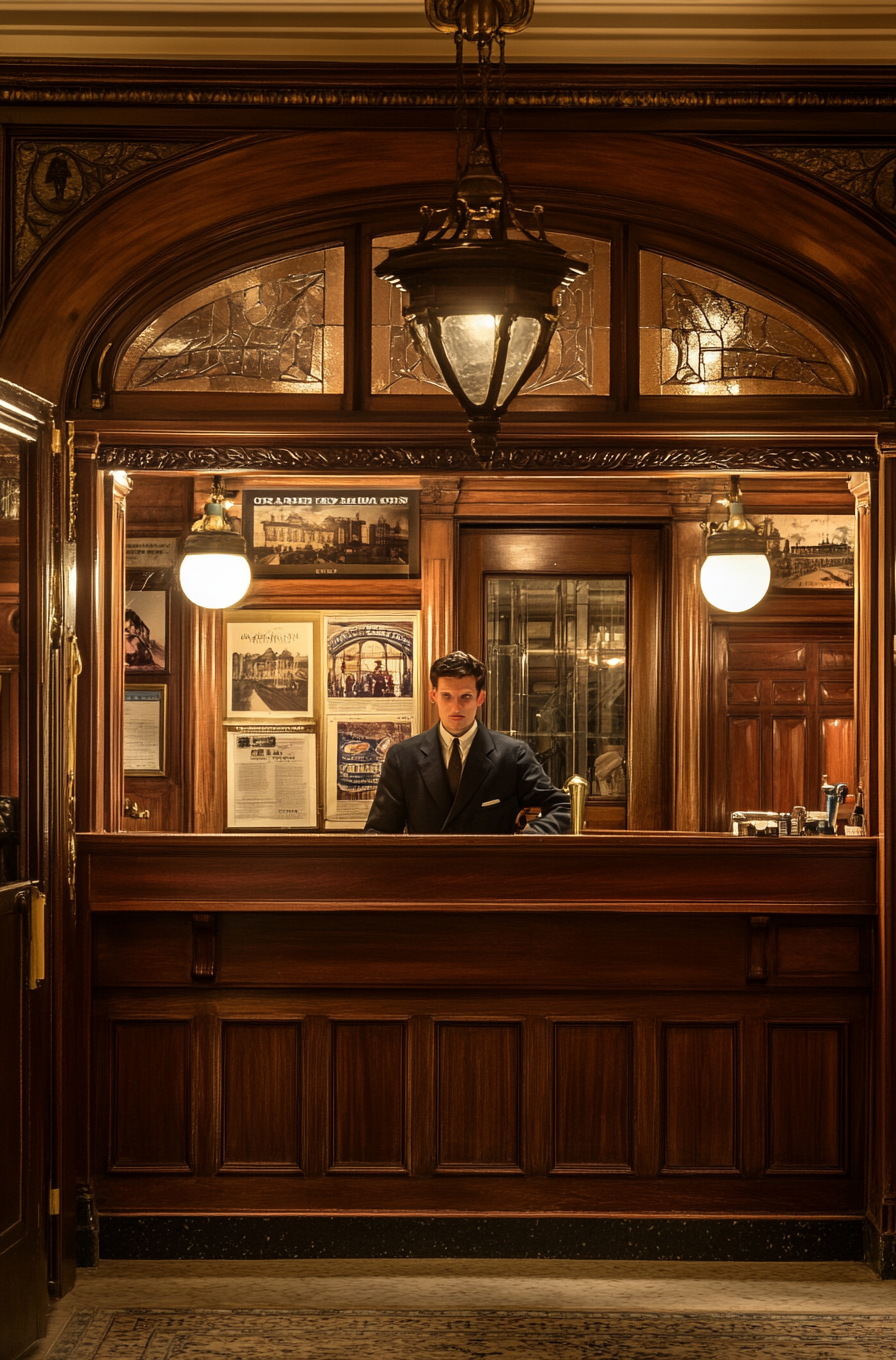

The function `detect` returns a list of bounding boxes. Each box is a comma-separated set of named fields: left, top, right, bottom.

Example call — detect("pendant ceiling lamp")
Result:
left=700, top=476, right=771, bottom=613
left=179, top=477, right=252, bottom=610
left=375, top=0, right=588, bottom=465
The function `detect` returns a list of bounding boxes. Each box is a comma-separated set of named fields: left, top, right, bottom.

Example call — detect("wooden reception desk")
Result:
left=82, top=833, right=875, bottom=1219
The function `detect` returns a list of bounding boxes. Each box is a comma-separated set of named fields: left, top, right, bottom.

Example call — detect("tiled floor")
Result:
left=25, top=1258, right=896, bottom=1358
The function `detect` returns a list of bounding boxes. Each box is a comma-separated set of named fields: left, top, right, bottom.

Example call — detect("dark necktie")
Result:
left=447, top=737, right=462, bottom=796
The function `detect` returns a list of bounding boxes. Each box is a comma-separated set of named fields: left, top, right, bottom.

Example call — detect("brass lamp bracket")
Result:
left=425, top=0, right=534, bottom=42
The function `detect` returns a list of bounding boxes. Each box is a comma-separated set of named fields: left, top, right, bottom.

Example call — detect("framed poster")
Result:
left=226, top=727, right=318, bottom=830
left=226, top=619, right=314, bottom=720
left=324, top=614, right=417, bottom=712
left=242, top=488, right=419, bottom=578
left=125, top=590, right=167, bottom=673
left=760, top=514, right=855, bottom=591
left=325, top=716, right=413, bottom=828
left=124, top=685, right=166, bottom=776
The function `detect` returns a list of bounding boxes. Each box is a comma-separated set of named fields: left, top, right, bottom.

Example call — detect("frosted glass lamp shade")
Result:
left=700, top=552, right=771, bottom=613
left=179, top=535, right=251, bottom=609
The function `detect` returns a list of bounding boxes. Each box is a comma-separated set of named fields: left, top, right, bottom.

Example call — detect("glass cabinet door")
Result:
left=486, top=577, right=627, bottom=805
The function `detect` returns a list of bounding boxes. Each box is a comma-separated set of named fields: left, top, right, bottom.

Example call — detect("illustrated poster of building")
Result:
left=226, top=620, right=314, bottom=718
left=242, top=489, right=419, bottom=577
left=757, top=514, right=854, bottom=590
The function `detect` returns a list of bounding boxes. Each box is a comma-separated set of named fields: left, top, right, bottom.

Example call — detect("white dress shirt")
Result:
left=439, top=720, right=478, bottom=770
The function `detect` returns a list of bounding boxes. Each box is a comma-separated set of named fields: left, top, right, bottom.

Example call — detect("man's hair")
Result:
left=430, top=650, right=487, bottom=693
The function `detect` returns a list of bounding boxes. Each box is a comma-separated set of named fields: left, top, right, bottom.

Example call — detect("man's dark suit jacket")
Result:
left=364, top=722, right=570, bottom=835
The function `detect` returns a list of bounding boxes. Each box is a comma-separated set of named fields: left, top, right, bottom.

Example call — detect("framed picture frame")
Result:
left=242, top=488, right=420, bottom=578
left=226, top=727, right=318, bottom=830
left=124, top=684, right=166, bottom=776
left=125, top=589, right=167, bottom=673
left=126, top=537, right=178, bottom=571
left=225, top=617, right=314, bottom=720
left=759, top=514, right=855, bottom=592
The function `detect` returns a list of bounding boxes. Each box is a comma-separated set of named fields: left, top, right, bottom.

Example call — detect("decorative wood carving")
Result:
left=96, top=444, right=879, bottom=474
left=0, top=65, right=892, bottom=111
left=746, top=146, right=896, bottom=219
left=12, top=139, right=201, bottom=279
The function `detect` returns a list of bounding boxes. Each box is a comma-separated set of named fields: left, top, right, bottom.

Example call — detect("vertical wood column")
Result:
left=871, top=444, right=896, bottom=1265
left=669, top=483, right=712, bottom=831
left=103, top=471, right=130, bottom=834
left=419, top=477, right=460, bottom=697
left=186, top=603, right=225, bottom=834
left=73, top=434, right=103, bottom=832
left=849, top=471, right=874, bottom=826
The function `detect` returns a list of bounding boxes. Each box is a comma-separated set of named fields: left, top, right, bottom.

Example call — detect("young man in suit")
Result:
left=365, top=651, right=570, bottom=835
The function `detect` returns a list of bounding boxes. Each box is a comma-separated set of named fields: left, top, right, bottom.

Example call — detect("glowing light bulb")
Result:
left=179, top=552, right=251, bottom=610
left=700, top=553, right=771, bottom=613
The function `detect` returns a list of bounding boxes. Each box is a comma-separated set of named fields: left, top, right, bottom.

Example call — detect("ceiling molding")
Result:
left=2, top=3, right=894, bottom=65
left=0, top=61, right=893, bottom=109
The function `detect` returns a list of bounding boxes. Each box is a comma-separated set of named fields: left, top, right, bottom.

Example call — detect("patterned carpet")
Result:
left=46, top=1308, right=896, bottom=1359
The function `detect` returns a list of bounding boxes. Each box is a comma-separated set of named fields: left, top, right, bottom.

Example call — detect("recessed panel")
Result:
left=767, top=1025, right=845, bottom=1172
left=221, top=1022, right=301, bottom=1170
left=728, top=642, right=806, bottom=670
left=331, top=1021, right=406, bottom=1171
left=727, top=680, right=760, bottom=704
left=772, top=717, right=807, bottom=811
left=437, top=1024, right=520, bottom=1170
left=773, top=681, right=806, bottom=705
left=663, top=1025, right=738, bottom=1171
left=727, top=717, right=761, bottom=812
left=553, top=1022, right=632, bottom=1171
left=820, top=717, right=855, bottom=791
left=111, top=1021, right=191, bottom=1170
left=819, top=680, right=854, bottom=705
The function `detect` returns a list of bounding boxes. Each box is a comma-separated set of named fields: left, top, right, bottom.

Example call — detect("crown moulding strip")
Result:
left=94, top=443, right=880, bottom=474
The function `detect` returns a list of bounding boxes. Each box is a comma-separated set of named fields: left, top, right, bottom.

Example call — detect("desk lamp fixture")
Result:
left=375, top=0, right=588, bottom=465
left=178, top=476, right=251, bottom=610
left=700, top=476, right=771, bottom=613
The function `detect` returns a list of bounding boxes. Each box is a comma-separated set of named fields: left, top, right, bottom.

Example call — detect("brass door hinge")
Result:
left=49, top=1187, right=60, bottom=1216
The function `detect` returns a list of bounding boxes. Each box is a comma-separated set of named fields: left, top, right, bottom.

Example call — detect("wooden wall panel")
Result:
left=110, top=1021, right=191, bottom=1171
left=663, top=1025, right=738, bottom=1171
left=727, top=717, right=761, bottom=812
left=821, top=717, right=855, bottom=788
left=330, top=1021, right=406, bottom=1172
left=772, top=717, right=807, bottom=813
left=776, top=925, right=863, bottom=979
left=221, top=1022, right=300, bottom=1171
left=437, top=1023, right=521, bottom=1171
left=767, top=1024, right=845, bottom=1172
left=552, top=1022, right=632, bottom=1171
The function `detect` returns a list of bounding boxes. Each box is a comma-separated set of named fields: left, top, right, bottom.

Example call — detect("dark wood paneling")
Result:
left=728, top=641, right=806, bottom=671
left=767, top=1024, right=845, bottom=1173
left=437, top=1023, right=521, bottom=1171
left=221, top=1022, right=300, bottom=1171
left=820, top=717, right=855, bottom=788
left=728, top=717, right=761, bottom=812
left=330, top=1021, right=406, bottom=1172
left=663, top=1024, right=738, bottom=1172
left=110, top=1020, right=191, bottom=1171
left=772, top=717, right=807, bottom=813
left=553, top=1022, right=632, bottom=1171
left=776, top=925, right=863, bottom=978
left=79, top=834, right=878, bottom=916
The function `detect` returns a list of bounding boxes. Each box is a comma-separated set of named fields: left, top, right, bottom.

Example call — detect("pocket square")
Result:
left=481, top=798, right=500, bottom=807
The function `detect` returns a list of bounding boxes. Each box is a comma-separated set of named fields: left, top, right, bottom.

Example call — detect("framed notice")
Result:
left=226, top=727, right=318, bottom=830
left=124, top=684, right=166, bottom=776
left=126, top=537, right=178, bottom=571
left=242, top=488, right=419, bottom=578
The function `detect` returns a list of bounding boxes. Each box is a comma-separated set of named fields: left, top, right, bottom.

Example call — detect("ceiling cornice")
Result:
left=0, top=60, right=893, bottom=109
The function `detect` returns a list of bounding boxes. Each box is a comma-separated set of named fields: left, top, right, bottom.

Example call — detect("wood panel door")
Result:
left=710, top=622, right=855, bottom=830
left=458, top=525, right=666, bottom=829
left=0, top=881, right=44, bottom=1360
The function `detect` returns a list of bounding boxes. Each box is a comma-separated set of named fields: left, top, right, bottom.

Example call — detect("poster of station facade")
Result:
left=242, top=488, right=420, bottom=578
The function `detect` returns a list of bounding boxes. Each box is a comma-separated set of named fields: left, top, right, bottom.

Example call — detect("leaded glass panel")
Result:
left=371, top=233, right=610, bottom=397
left=116, top=247, right=344, bottom=394
left=639, top=252, right=854, bottom=396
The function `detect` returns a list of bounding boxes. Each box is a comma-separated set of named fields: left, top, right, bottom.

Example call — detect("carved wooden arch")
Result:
left=0, top=129, right=893, bottom=409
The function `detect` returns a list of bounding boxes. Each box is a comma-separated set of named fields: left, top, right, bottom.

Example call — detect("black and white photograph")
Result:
left=226, top=619, right=314, bottom=719
left=242, top=488, right=419, bottom=578
left=326, top=618, right=415, bottom=702
left=759, top=514, right=855, bottom=590
left=124, top=590, right=166, bottom=673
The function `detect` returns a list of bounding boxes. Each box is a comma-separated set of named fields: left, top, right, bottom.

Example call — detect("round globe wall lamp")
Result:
left=700, top=476, right=771, bottom=613
left=374, top=0, right=588, bottom=466
left=178, top=477, right=252, bottom=610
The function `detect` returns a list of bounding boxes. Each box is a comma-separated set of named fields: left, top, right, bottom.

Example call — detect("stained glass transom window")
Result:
left=371, top=232, right=610, bottom=397
left=639, top=253, right=854, bottom=397
left=116, top=247, right=344, bottom=394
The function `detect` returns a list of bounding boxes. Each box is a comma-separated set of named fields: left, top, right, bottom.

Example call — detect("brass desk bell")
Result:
left=563, top=774, right=588, bottom=836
